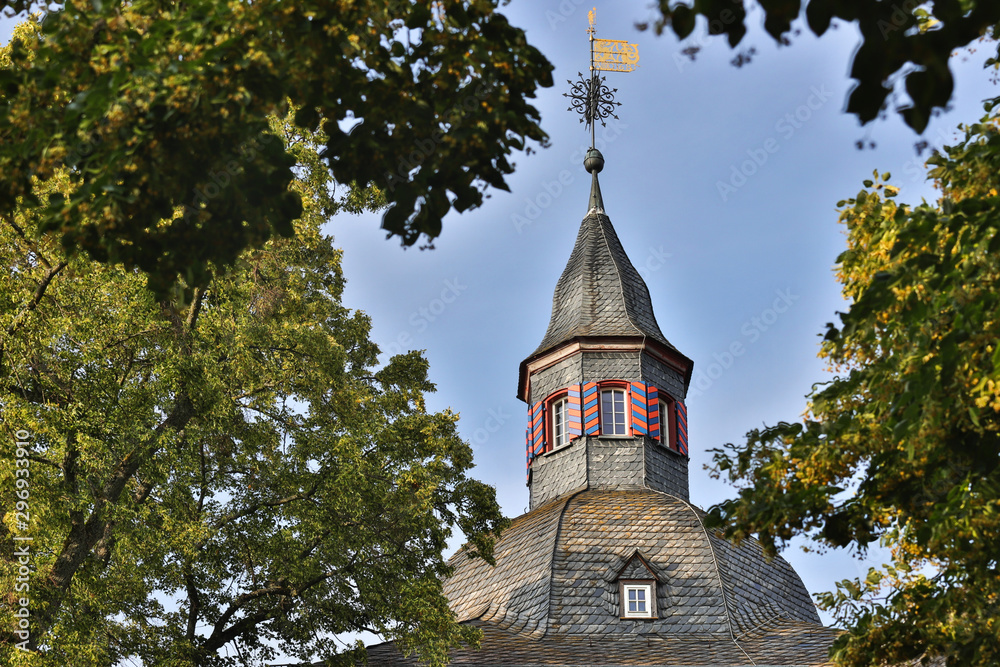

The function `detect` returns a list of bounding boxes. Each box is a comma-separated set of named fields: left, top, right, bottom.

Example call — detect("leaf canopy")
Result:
left=647, top=0, right=1000, bottom=134
left=0, top=1, right=553, bottom=294
left=706, top=106, right=1000, bottom=666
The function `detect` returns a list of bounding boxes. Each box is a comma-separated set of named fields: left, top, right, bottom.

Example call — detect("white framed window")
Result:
left=622, top=583, right=653, bottom=618
left=600, top=388, right=627, bottom=435
left=551, top=397, right=570, bottom=449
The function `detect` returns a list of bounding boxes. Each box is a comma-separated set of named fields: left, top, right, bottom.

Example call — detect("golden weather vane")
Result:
left=565, top=7, right=640, bottom=148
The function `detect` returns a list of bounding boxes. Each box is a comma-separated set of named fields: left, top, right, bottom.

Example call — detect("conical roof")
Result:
left=529, top=170, right=675, bottom=359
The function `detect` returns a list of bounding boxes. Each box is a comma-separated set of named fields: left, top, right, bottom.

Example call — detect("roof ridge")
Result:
left=543, top=490, right=586, bottom=638
left=671, top=493, right=759, bottom=667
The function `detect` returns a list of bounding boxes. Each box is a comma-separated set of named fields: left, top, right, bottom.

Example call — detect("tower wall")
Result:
left=528, top=355, right=583, bottom=405
left=525, top=346, right=690, bottom=509
left=641, top=355, right=687, bottom=401
left=529, top=435, right=690, bottom=509
left=528, top=349, right=686, bottom=404
left=580, top=351, right=641, bottom=387
left=528, top=440, right=589, bottom=508
left=644, top=439, right=689, bottom=498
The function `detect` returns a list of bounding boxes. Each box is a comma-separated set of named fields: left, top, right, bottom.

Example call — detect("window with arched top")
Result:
left=550, top=395, right=571, bottom=450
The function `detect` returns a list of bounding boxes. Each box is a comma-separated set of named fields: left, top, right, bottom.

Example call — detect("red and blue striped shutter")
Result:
left=647, top=386, right=660, bottom=441
left=530, top=401, right=546, bottom=458
left=525, top=424, right=532, bottom=479
left=567, top=384, right=583, bottom=440
left=675, top=400, right=689, bottom=456
left=630, top=382, right=649, bottom=436
left=526, top=402, right=536, bottom=479
left=582, top=382, right=600, bottom=435
left=629, top=383, right=661, bottom=440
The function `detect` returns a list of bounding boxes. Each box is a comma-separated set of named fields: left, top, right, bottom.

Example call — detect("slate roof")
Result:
left=443, top=489, right=821, bottom=639
left=367, top=490, right=838, bottom=665
left=366, top=617, right=840, bottom=665
left=529, top=172, right=674, bottom=359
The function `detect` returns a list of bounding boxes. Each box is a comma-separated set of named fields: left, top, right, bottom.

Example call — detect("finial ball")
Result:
left=584, top=148, right=605, bottom=173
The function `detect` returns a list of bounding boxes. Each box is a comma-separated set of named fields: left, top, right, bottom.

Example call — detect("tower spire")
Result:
left=516, top=10, right=693, bottom=511
left=564, top=7, right=640, bottom=215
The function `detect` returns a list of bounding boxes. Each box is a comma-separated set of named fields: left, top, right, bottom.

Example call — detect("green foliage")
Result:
left=0, top=1, right=552, bottom=295
left=0, top=112, right=506, bottom=666
left=646, top=0, right=1000, bottom=133
left=705, top=108, right=1000, bottom=665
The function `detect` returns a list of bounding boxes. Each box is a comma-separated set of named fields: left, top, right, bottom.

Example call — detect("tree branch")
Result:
left=211, top=483, right=320, bottom=531
left=7, top=261, right=68, bottom=335
left=205, top=583, right=290, bottom=650
left=34, top=394, right=196, bottom=641
left=185, top=564, right=201, bottom=643
left=204, top=570, right=340, bottom=653
left=186, top=285, right=207, bottom=330
left=2, top=212, right=53, bottom=268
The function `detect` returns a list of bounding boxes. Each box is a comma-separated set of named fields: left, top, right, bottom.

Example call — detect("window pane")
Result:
left=601, top=392, right=614, bottom=433
left=625, top=586, right=651, bottom=616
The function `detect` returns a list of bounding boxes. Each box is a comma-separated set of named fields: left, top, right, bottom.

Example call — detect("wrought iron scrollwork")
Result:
left=563, top=72, right=620, bottom=129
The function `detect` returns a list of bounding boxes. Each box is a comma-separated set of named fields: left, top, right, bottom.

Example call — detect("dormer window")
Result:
left=615, top=551, right=660, bottom=620
left=600, top=388, right=627, bottom=435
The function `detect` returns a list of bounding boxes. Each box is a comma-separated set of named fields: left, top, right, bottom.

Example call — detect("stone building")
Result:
left=367, top=151, right=840, bottom=665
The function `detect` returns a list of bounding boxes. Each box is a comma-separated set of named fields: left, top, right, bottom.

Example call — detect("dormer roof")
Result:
left=614, top=550, right=661, bottom=582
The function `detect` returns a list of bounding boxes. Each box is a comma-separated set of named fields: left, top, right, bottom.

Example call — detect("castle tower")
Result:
left=518, top=149, right=694, bottom=509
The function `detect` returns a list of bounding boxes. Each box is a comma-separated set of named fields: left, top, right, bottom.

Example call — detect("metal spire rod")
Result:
left=563, top=7, right=639, bottom=150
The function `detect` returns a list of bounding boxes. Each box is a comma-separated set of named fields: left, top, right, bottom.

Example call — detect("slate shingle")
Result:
left=366, top=617, right=841, bottom=665
left=531, top=208, right=674, bottom=359
left=438, top=489, right=828, bottom=653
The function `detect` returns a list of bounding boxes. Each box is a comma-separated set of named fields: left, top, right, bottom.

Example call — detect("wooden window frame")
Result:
left=549, top=394, right=571, bottom=451
left=619, top=579, right=656, bottom=619
left=599, top=382, right=630, bottom=437
left=658, top=397, right=677, bottom=451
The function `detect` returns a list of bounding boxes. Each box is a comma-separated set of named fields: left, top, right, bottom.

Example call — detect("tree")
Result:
left=0, top=1, right=553, bottom=294
left=706, top=104, right=1000, bottom=666
left=0, top=84, right=506, bottom=666
left=645, top=0, right=1000, bottom=134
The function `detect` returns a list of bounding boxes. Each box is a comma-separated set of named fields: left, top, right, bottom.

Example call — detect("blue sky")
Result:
left=3, top=0, right=997, bottom=632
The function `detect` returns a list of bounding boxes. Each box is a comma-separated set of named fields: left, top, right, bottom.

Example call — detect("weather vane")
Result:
left=564, top=7, right=640, bottom=149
